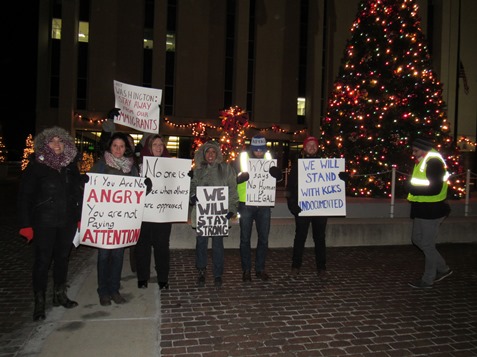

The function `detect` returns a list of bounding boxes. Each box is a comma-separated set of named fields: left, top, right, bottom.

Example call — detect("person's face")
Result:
left=412, top=147, right=426, bottom=161
left=48, top=136, right=65, bottom=155
left=151, top=138, right=165, bottom=157
left=253, top=150, right=265, bottom=158
left=111, top=138, right=126, bottom=158
left=304, top=140, right=318, bottom=156
left=205, top=147, right=217, bottom=164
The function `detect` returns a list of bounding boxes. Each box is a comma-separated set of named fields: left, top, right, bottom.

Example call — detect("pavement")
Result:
left=1, top=177, right=477, bottom=357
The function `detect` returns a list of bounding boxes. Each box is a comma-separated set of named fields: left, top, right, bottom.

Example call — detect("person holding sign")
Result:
left=286, top=136, right=347, bottom=280
left=190, top=140, right=238, bottom=288
left=234, top=135, right=282, bottom=282
left=17, top=127, right=83, bottom=321
left=89, top=132, right=140, bottom=306
left=135, top=134, right=173, bottom=290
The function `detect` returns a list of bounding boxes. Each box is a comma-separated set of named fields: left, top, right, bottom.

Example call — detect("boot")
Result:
left=33, top=291, right=46, bottom=321
left=197, top=269, right=206, bottom=287
left=53, top=284, right=78, bottom=309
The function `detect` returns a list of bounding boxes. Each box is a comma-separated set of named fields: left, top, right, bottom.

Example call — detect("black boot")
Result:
left=197, top=269, right=206, bottom=287
left=33, top=291, right=46, bottom=321
left=53, top=284, right=78, bottom=309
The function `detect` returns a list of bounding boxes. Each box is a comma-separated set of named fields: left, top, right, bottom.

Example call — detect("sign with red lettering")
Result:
left=196, top=186, right=229, bottom=237
left=298, top=158, right=346, bottom=216
left=113, top=80, right=162, bottom=134
left=80, top=173, right=147, bottom=249
left=141, top=156, right=192, bottom=222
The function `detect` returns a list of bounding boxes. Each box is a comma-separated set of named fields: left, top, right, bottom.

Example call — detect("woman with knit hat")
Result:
left=17, top=126, right=83, bottom=321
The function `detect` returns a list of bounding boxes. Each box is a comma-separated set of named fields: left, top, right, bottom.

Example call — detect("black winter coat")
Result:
left=17, top=157, right=83, bottom=228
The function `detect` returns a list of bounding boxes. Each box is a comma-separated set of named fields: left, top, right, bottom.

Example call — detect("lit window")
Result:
left=51, top=19, right=89, bottom=42
left=52, top=18, right=62, bottom=39
left=144, top=28, right=153, bottom=49
left=166, top=32, right=176, bottom=52
left=166, top=136, right=180, bottom=153
left=297, top=97, right=306, bottom=116
left=78, top=21, right=89, bottom=43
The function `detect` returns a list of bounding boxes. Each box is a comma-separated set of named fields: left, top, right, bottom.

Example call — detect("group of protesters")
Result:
left=17, top=116, right=453, bottom=321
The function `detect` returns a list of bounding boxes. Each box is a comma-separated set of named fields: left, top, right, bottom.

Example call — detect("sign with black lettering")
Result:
left=298, top=158, right=346, bottom=216
left=79, top=173, right=147, bottom=248
left=246, top=158, right=277, bottom=206
left=142, top=157, right=191, bottom=222
left=196, top=186, right=229, bottom=237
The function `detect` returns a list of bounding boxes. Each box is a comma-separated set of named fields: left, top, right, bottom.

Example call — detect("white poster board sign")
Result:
left=142, top=156, right=191, bottom=222
left=80, top=174, right=147, bottom=249
left=245, top=158, right=277, bottom=206
left=196, top=186, right=229, bottom=237
left=298, top=158, right=346, bottom=216
left=113, top=80, right=162, bottom=134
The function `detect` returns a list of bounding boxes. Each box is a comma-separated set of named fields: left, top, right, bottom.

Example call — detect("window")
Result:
left=297, top=97, right=306, bottom=116
left=50, top=19, right=89, bottom=42
left=166, top=32, right=176, bottom=52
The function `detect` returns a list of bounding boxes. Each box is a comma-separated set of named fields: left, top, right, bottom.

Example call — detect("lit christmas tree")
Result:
left=321, top=0, right=463, bottom=198
left=218, top=106, right=249, bottom=163
left=0, top=135, right=6, bottom=163
left=79, top=152, right=94, bottom=173
left=21, top=134, right=34, bottom=170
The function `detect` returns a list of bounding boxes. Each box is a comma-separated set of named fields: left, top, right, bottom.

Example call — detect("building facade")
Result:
left=35, top=0, right=477, bottom=167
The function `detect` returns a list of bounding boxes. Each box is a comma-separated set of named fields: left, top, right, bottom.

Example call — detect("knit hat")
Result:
left=303, top=136, right=319, bottom=147
left=250, top=135, right=267, bottom=152
left=412, top=138, right=433, bottom=151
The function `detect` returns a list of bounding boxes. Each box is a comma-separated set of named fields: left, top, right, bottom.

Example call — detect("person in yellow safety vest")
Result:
left=407, top=138, right=452, bottom=289
left=234, top=135, right=282, bottom=282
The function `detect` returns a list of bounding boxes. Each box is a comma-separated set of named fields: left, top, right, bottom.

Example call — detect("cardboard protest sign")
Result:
left=80, top=173, right=147, bottom=249
left=245, top=158, right=277, bottom=206
left=196, top=186, right=229, bottom=237
left=113, top=80, right=162, bottom=134
left=298, top=158, right=346, bottom=216
left=142, top=156, right=192, bottom=222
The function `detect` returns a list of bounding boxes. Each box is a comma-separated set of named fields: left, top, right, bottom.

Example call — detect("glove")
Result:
left=269, top=166, right=282, bottom=180
left=338, top=172, right=350, bottom=183
left=190, top=195, right=198, bottom=205
left=102, top=119, right=116, bottom=133
left=187, top=170, right=194, bottom=179
left=80, top=174, right=89, bottom=184
left=289, top=206, right=302, bottom=217
left=107, top=108, right=120, bottom=120
left=144, top=177, right=153, bottom=195
left=237, top=172, right=250, bottom=184
left=19, top=227, right=34, bottom=241
left=225, top=212, right=235, bottom=220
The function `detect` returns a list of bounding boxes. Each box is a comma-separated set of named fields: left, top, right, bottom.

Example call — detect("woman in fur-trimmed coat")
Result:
left=17, top=126, right=83, bottom=321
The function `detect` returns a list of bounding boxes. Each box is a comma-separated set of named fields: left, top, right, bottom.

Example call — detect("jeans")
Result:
left=292, top=215, right=328, bottom=271
left=97, top=247, right=125, bottom=297
left=411, top=217, right=448, bottom=284
left=238, top=203, right=271, bottom=273
left=196, top=236, right=224, bottom=278
left=135, top=221, right=172, bottom=283
left=32, top=226, right=76, bottom=293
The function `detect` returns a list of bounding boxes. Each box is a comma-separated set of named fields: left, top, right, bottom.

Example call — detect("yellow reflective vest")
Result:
left=237, top=151, right=272, bottom=202
left=407, top=149, right=449, bottom=203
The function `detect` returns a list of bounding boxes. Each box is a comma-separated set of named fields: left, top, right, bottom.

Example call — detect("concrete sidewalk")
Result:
left=18, top=251, right=161, bottom=357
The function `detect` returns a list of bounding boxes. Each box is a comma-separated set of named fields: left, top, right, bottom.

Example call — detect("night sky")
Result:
left=1, top=2, right=38, bottom=161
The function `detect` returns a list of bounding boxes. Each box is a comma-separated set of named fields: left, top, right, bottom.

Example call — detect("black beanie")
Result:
left=412, top=138, right=433, bottom=151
